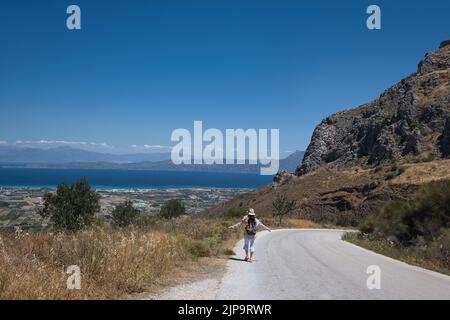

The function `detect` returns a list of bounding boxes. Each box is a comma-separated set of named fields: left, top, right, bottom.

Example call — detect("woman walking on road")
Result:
left=229, top=208, right=271, bottom=262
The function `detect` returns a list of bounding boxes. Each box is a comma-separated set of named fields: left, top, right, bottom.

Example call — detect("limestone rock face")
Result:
left=296, top=42, right=450, bottom=176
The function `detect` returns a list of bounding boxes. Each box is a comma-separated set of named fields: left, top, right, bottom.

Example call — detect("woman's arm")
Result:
left=228, top=221, right=243, bottom=229
left=256, top=219, right=271, bottom=232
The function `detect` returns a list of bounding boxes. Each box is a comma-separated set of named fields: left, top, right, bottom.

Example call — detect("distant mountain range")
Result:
left=0, top=146, right=171, bottom=163
left=0, top=146, right=304, bottom=174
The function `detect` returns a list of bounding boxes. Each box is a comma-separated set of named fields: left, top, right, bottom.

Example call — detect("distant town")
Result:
left=0, top=187, right=250, bottom=229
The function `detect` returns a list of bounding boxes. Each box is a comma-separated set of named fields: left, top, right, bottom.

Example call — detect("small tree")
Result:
left=111, top=200, right=141, bottom=227
left=159, top=199, right=186, bottom=219
left=272, top=192, right=297, bottom=225
left=39, top=179, right=100, bottom=231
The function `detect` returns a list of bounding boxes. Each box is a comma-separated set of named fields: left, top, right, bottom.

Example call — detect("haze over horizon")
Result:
left=1, top=0, right=449, bottom=155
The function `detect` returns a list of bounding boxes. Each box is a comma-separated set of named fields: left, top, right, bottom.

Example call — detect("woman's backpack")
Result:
left=244, top=219, right=257, bottom=236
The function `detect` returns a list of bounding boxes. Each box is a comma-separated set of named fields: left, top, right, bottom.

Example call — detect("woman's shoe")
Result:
left=244, top=256, right=249, bottom=261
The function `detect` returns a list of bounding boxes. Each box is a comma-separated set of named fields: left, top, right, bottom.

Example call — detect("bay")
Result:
left=0, top=168, right=272, bottom=189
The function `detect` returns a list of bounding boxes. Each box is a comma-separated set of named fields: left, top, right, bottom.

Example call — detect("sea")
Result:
left=0, top=168, right=273, bottom=189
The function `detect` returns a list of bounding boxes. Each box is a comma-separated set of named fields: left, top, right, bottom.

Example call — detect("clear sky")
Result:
left=1, top=0, right=449, bottom=154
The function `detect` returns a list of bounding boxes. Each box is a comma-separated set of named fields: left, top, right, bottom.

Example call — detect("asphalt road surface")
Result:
left=216, top=229, right=450, bottom=300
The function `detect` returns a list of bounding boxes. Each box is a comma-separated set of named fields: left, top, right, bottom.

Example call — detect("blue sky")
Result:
left=0, top=0, right=449, bottom=155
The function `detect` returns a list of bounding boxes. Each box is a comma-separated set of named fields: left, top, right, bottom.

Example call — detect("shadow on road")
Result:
left=228, top=257, right=247, bottom=262
left=228, top=257, right=257, bottom=263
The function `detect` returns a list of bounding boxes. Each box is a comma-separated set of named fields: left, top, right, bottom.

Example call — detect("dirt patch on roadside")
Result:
left=140, top=257, right=228, bottom=300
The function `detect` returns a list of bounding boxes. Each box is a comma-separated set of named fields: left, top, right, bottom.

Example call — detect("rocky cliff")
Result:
left=297, top=41, right=450, bottom=175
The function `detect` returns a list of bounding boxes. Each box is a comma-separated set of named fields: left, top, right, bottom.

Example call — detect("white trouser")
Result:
left=243, top=233, right=256, bottom=255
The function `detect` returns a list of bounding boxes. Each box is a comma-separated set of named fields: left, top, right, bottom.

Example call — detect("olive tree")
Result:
left=39, top=179, right=100, bottom=231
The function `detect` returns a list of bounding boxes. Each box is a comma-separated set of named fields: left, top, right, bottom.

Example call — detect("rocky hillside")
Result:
left=297, top=41, right=450, bottom=175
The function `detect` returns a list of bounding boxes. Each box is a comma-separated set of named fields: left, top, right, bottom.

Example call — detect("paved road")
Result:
left=216, top=229, right=450, bottom=300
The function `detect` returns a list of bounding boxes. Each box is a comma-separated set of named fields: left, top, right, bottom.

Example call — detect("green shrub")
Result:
left=360, top=200, right=416, bottom=243
left=189, top=239, right=211, bottom=257
left=159, top=199, right=186, bottom=219
left=175, top=234, right=211, bottom=257
left=111, top=201, right=141, bottom=227
left=38, top=179, right=100, bottom=232
left=360, top=180, right=450, bottom=245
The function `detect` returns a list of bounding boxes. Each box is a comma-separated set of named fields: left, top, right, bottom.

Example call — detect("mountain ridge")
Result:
left=0, top=146, right=304, bottom=175
left=0, top=146, right=171, bottom=163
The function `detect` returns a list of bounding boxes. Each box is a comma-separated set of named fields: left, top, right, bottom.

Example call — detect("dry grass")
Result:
left=0, top=226, right=188, bottom=299
left=0, top=215, right=240, bottom=300
left=389, top=159, right=450, bottom=185
left=0, top=212, right=350, bottom=300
